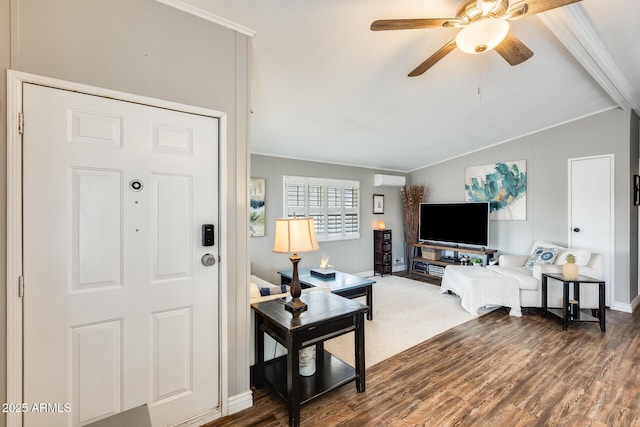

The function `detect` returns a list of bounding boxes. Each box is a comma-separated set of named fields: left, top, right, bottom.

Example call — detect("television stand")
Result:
left=408, top=243, right=497, bottom=284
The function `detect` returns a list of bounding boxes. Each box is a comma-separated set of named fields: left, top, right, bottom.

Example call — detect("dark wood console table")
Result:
left=252, top=292, right=368, bottom=426
left=408, top=243, right=497, bottom=284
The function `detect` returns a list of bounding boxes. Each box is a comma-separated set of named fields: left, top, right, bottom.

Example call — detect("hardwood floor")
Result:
left=205, top=305, right=640, bottom=426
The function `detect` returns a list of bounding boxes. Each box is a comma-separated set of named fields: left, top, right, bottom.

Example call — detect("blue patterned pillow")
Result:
left=259, top=285, right=289, bottom=296
left=524, top=247, right=559, bottom=270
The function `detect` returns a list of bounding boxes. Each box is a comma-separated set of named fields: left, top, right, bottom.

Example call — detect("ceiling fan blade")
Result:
left=506, top=0, right=582, bottom=18
left=371, top=18, right=462, bottom=31
left=408, top=40, right=457, bottom=77
left=494, top=33, right=534, bottom=66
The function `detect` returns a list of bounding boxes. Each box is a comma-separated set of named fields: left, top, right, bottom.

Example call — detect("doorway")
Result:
left=568, top=154, right=614, bottom=306
left=7, top=71, right=225, bottom=427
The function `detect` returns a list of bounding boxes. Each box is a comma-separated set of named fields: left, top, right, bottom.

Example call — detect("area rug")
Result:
left=324, top=275, right=491, bottom=367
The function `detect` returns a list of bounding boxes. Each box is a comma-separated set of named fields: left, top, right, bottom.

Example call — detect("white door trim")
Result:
left=567, top=153, right=615, bottom=308
left=6, top=70, right=229, bottom=426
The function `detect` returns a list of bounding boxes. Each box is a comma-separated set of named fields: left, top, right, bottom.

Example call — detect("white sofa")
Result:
left=486, top=240, right=604, bottom=309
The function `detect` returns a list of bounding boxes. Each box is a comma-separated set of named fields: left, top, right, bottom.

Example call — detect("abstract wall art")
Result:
left=250, top=178, right=266, bottom=237
left=465, top=160, right=527, bottom=220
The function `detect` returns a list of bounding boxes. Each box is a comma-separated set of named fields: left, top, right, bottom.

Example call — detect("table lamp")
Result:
left=273, top=217, right=320, bottom=313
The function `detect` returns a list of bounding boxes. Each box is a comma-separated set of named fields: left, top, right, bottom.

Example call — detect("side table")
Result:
left=278, top=268, right=376, bottom=320
left=252, top=291, right=368, bottom=427
left=541, top=273, right=606, bottom=332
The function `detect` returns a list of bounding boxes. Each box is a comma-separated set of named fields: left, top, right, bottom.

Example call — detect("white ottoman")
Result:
left=441, top=266, right=522, bottom=317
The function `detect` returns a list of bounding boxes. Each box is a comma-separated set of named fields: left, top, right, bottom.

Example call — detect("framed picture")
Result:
left=373, top=194, right=384, bottom=214
left=634, top=175, right=640, bottom=206
left=250, top=178, right=266, bottom=237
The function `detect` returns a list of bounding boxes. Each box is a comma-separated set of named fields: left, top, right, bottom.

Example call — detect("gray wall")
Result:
left=250, top=154, right=407, bottom=284
left=409, top=108, right=639, bottom=307
left=1, top=0, right=251, bottom=420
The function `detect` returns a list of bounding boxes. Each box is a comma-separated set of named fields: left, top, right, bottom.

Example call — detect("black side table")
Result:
left=278, top=268, right=376, bottom=320
left=252, top=292, right=368, bottom=427
left=542, top=273, right=606, bottom=332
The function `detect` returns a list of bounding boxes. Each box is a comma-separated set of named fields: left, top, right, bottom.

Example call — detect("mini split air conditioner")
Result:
left=374, top=174, right=406, bottom=187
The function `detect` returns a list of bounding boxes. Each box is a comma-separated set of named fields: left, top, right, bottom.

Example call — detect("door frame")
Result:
left=6, top=70, right=229, bottom=426
left=567, top=153, right=615, bottom=307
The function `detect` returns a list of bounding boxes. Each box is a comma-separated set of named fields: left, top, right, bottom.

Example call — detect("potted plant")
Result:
left=470, top=257, right=483, bottom=267
left=562, top=253, right=579, bottom=279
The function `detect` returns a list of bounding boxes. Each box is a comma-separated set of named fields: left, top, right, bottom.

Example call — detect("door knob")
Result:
left=573, top=227, right=580, bottom=232
left=201, top=253, right=216, bottom=266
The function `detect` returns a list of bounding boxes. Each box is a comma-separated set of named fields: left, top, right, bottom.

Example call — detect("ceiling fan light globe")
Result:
left=456, top=18, right=510, bottom=54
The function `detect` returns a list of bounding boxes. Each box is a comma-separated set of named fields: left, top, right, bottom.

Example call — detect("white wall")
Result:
left=250, top=155, right=407, bottom=283
left=409, top=108, right=639, bottom=307
left=1, top=0, right=251, bottom=419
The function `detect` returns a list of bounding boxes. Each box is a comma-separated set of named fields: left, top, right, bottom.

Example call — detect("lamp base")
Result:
left=284, top=297, right=307, bottom=313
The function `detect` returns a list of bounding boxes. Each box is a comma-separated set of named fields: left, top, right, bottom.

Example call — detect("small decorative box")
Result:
left=310, top=268, right=336, bottom=279
left=421, top=249, right=441, bottom=260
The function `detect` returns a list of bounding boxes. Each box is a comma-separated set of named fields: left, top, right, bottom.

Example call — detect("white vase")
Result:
left=299, top=346, right=316, bottom=376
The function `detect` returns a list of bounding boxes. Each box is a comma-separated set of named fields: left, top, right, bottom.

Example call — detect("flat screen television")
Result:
left=418, top=202, right=489, bottom=248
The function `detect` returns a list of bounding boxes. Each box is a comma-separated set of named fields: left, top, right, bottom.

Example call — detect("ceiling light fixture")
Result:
left=456, top=18, right=510, bottom=54
left=477, top=0, right=498, bottom=16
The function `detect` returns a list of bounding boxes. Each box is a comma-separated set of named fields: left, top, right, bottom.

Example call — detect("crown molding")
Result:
left=155, top=0, right=256, bottom=36
left=539, top=4, right=640, bottom=114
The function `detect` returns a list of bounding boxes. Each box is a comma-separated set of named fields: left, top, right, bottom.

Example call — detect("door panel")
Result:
left=151, top=173, right=192, bottom=282
left=23, top=83, right=219, bottom=426
left=70, top=320, right=123, bottom=426
left=71, top=168, right=123, bottom=291
left=569, top=155, right=613, bottom=305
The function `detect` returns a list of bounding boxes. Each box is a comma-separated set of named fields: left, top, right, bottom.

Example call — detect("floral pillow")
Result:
left=524, top=246, right=560, bottom=270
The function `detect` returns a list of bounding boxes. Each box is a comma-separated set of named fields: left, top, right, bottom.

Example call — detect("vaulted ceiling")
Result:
left=162, top=0, right=640, bottom=172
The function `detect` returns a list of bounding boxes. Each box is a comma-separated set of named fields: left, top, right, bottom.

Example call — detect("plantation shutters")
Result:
left=284, top=176, right=360, bottom=242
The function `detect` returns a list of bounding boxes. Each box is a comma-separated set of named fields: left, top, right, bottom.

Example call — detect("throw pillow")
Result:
left=555, top=248, right=592, bottom=266
left=249, top=281, right=261, bottom=299
left=530, top=240, right=563, bottom=254
left=524, top=246, right=560, bottom=270
left=259, top=284, right=289, bottom=296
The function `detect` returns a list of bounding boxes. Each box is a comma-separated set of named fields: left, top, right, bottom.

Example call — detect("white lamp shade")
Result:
left=456, top=18, right=509, bottom=54
left=273, top=217, right=320, bottom=254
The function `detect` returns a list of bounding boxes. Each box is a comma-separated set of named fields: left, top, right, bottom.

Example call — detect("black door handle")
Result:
left=573, top=227, right=580, bottom=232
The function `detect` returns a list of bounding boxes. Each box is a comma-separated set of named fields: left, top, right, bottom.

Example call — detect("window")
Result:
left=284, top=176, right=360, bottom=242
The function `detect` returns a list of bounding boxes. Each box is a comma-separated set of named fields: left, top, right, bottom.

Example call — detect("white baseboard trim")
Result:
left=393, top=264, right=406, bottom=273
left=227, top=390, right=254, bottom=415
left=615, top=294, right=640, bottom=313
left=610, top=300, right=634, bottom=313
left=356, top=266, right=405, bottom=278
left=356, top=270, right=374, bottom=277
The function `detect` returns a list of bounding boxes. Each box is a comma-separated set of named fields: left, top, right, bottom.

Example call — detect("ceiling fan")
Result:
left=370, top=0, right=582, bottom=76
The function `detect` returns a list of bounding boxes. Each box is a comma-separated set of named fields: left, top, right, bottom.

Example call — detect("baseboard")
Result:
left=356, top=267, right=406, bottom=278
left=356, top=270, right=374, bottom=277
left=227, top=390, right=253, bottom=415
left=610, top=297, right=637, bottom=313
left=393, top=264, right=406, bottom=272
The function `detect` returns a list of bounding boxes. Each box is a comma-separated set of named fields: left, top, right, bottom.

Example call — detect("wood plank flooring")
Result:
left=205, top=305, right=640, bottom=426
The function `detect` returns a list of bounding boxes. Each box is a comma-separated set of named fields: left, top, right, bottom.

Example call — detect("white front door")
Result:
left=568, top=154, right=614, bottom=306
left=22, top=83, right=220, bottom=426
